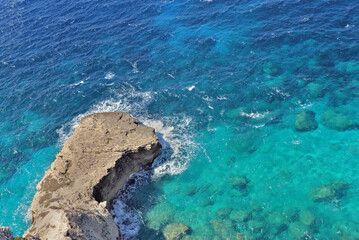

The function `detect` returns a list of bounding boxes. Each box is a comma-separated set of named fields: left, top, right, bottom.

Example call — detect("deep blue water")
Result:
left=1, top=0, right=359, bottom=239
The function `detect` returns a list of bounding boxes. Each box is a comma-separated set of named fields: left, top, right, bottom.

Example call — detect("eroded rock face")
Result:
left=24, top=112, right=161, bottom=240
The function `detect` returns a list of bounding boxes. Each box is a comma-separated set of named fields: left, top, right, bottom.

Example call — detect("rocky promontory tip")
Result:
left=23, top=112, right=161, bottom=240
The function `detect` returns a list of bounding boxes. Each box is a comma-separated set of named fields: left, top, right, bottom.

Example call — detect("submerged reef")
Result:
left=321, top=109, right=358, bottom=131
left=294, top=110, right=318, bottom=132
left=20, top=112, right=161, bottom=239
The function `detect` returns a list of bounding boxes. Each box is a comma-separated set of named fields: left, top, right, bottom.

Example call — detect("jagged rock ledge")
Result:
left=23, top=112, right=161, bottom=240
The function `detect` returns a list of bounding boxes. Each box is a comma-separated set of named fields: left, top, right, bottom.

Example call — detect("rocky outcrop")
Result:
left=23, top=112, right=161, bottom=240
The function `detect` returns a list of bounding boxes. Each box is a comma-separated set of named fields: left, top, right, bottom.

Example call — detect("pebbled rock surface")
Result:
left=23, top=112, right=161, bottom=240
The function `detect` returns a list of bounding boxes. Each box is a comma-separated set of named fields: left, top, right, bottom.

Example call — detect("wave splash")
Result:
left=57, top=88, right=196, bottom=239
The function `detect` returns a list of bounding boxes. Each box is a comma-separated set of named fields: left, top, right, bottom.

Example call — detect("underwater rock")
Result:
left=282, top=208, right=299, bottom=222
left=288, top=222, right=309, bottom=239
left=335, top=61, right=359, bottom=73
left=199, top=199, right=214, bottom=207
left=266, top=211, right=287, bottom=234
left=210, top=219, right=237, bottom=239
left=216, top=208, right=232, bottom=219
left=247, top=220, right=266, bottom=234
left=308, top=180, right=350, bottom=202
left=236, top=232, right=255, bottom=240
left=226, top=107, right=244, bottom=119
left=147, top=201, right=177, bottom=230
left=229, top=176, right=249, bottom=190
left=308, top=184, right=335, bottom=202
left=0, top=227, right=14, bottom=240
left=184, top=185, right=199, bottom=196
left=294, top=110, right=318, bottom=131
left=321, top=109, right=358, bottom=131
left=183, top=223, right=215, bottom=240
left=182, top=236, right=209, bottom=240
left=332, top=221, right=359, bottom=240
left=306, top=83, right=324, bottom=98
left=23, top=112, right=161, bottom=240
left=225, top=156, right=237, bottom=166
left=263, top=61, right=281, bottom=76
left=327, top=90, right=348, bottom=107
left=331, top=180, right=350, bottom=193
left=279, top=170, right=292, bottom=179
left=299, top=210, right=315, bottom=226
left=163, top=223, right=189, bottom=240
left=249, top=201, right=262, bottom=212
left=228, top=129, right=262, bottom=154
left=229, top=210, right=251, bottom=222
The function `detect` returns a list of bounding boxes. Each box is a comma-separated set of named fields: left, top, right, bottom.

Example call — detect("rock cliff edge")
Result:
left=23, top=112, right=161, bottom=240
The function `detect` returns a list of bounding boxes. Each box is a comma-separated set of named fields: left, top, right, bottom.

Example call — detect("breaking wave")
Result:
left=56, top=87, right=197, bottom=239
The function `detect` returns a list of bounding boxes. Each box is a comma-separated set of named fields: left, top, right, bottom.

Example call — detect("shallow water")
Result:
left=1, top=0, right=359, bottom=239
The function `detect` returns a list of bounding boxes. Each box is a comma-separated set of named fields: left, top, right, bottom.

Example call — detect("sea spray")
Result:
left=57, top=88, right=197, bottom=239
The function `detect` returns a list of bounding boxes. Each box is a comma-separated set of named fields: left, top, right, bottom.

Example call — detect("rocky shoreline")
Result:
left=1, top=112, right=161, bottom=240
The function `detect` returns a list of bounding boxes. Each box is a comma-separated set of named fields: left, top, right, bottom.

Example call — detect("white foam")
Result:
left=105, top=72, right=115, bottom=79
left=127, top=60, right=139, bottom=73
left=301, top=17, right=310, bottom=22
left=112, top=199, right=142, bottom=237
left=72, top=80, right=84, bottom=86
left=187, top=85, right=195, bottom=91
left=240, top=111, right=268, bottom=119
left=57, top=87, right=195, bottom=239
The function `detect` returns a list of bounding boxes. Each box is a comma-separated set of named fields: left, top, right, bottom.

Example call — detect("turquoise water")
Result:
left=1, top=0, right=359, bottom=239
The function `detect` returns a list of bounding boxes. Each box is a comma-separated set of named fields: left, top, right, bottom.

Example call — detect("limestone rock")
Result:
left=163, top=223, right=189, bottom=240
left=229, top=176, right=249, bottom=190
left=294, top=110, right=318, bottom=131
left=0, top=227, right=14, bottom=240
left=229, top=210, right=251, bottom=222
left=210, top=219, right=237, bottom=239
left=228, top=129, right=261, bottom=154
left=306, top=83, right=324, bottom=98
left=308, top=185, right=335, bottom=202
left=236, top=233, right=254, bottom=240
left=299, top=210, right=315, bottom=226
left=266, top=211, right=287, bottom=234
left=199, top=199, right=214, bottom=207
left=146, top=201, right=177, bottom=230
left=247, top=220, right=266, bottom=233
left=288, top=222, right=309, bottom=239
left=321, top=109, right=358, bottom=131
left=184, top=185, right=198, bottom=196
left=215, top=208, right=232, bottom=219
left=23, top=112, right=161, bottom=240
left=308, top=180, right=350, bottom=202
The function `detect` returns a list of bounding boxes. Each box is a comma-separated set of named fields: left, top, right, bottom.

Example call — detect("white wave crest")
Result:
left=240, top=111, right=268, bottom=119
left=105, top=72, right=115, bottom=79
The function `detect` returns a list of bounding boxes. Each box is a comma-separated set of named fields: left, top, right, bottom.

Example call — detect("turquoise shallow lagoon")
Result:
left=1, top=0, right=359, bottom=239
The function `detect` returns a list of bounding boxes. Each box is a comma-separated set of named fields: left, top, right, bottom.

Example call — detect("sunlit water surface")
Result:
left=1, top=0, right=359, bottom=239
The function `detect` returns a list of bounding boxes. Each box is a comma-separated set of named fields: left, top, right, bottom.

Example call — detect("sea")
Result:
left=1, top=0, right=359, bottom=239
